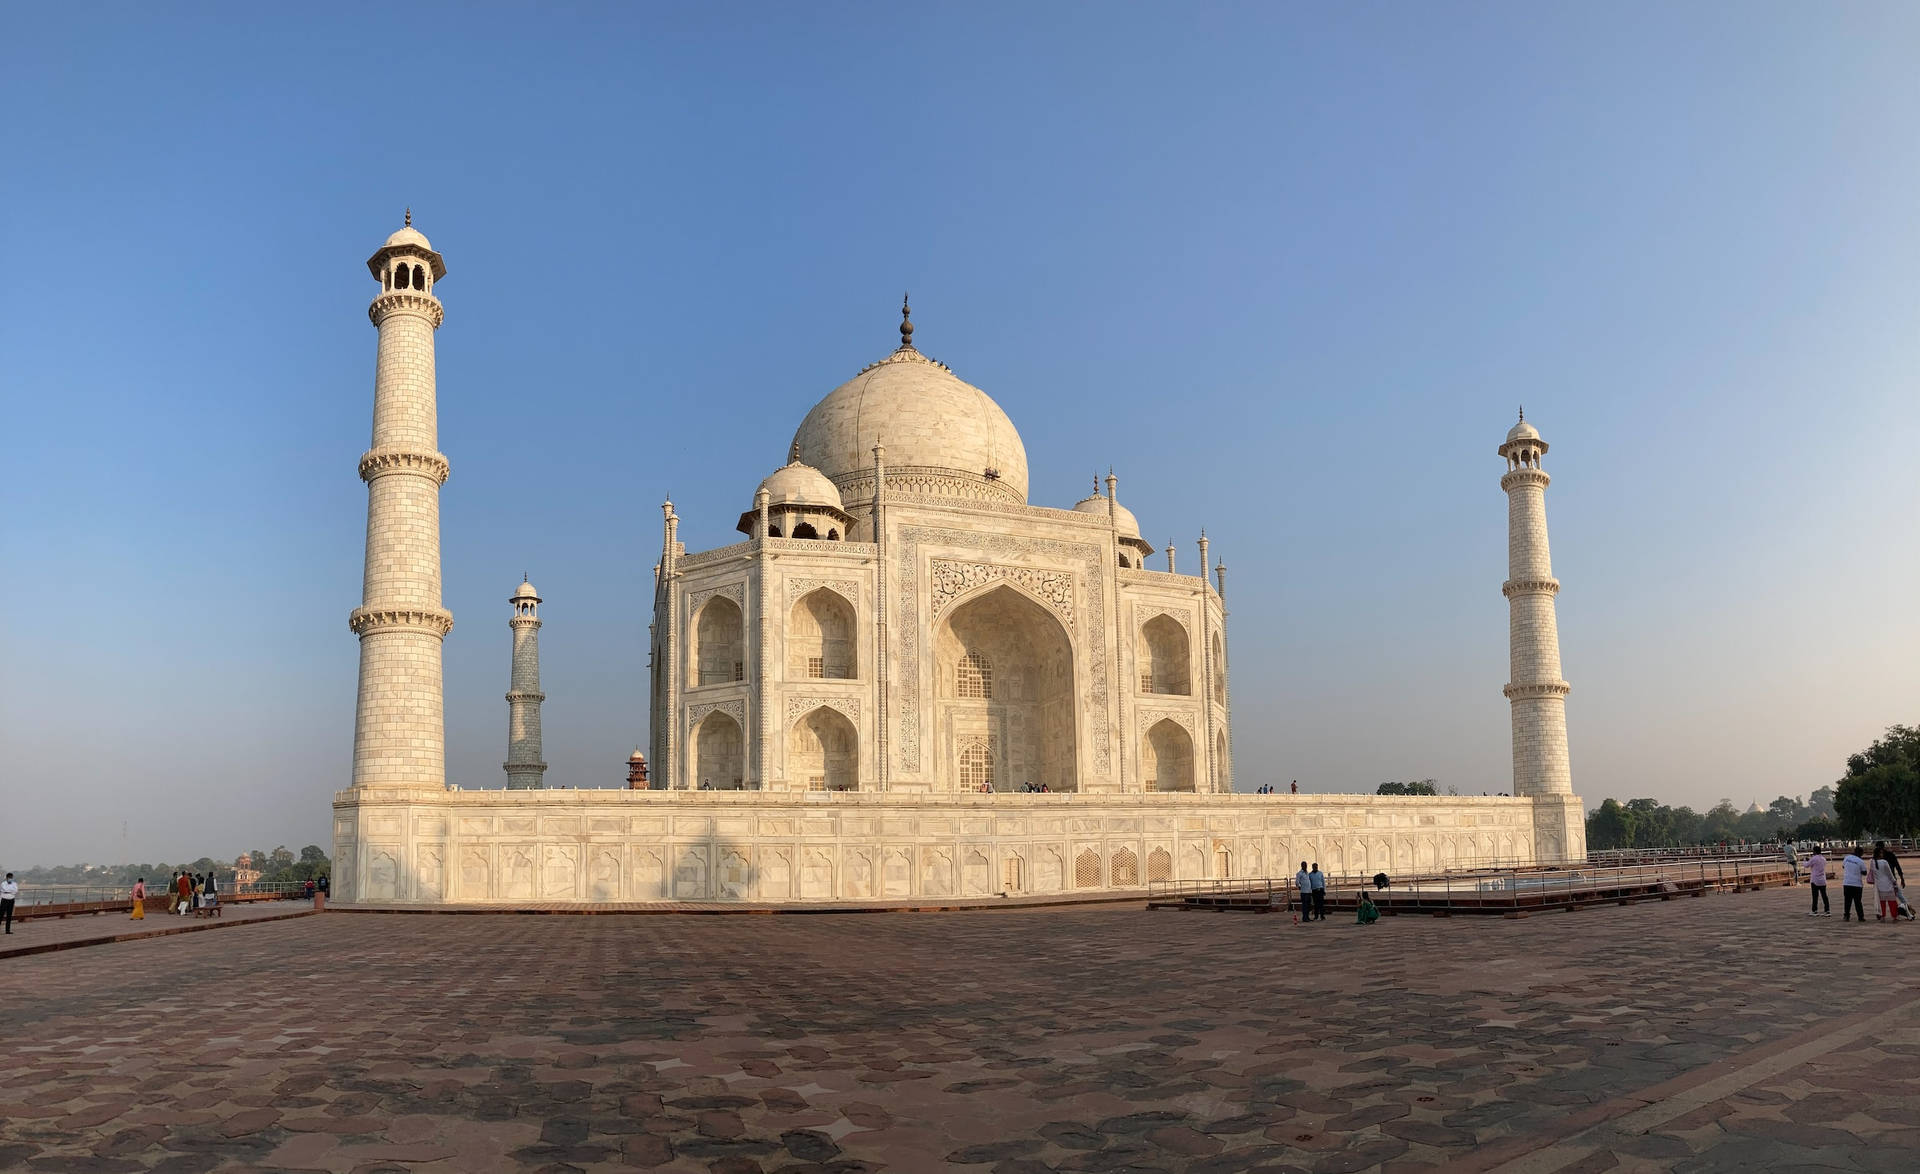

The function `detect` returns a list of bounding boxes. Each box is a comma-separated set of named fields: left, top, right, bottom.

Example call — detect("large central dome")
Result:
left=791, top=310, right=1029, bottom=503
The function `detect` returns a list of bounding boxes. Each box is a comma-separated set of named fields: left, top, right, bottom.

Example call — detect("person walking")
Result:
left=1294, top=861, right=1311, bottom=920
left=1807, top=847, right=1829, bottom=916
left=1, top=872, right=17, bottom=934
left=130, top=877, right=147, bottom=920
left=1308, top=862, right=1327, bottom=921
left=1872, top=848, right=1903, bottom=923
left=175, top=870, right=193, bottom=916
left=204, top=871, right=218, bottom=914
left=1841, top=847, right=1867, bottom=922
left=1783, top=842, right=1799, bottom=883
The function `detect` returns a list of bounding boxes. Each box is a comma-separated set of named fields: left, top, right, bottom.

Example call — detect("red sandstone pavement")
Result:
left=0, top=885, right=1915, bottom=1173
left=0, top=902, right=317, bottom=959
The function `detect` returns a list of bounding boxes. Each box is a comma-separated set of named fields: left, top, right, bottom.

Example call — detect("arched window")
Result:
left=791, top=522, right=819, bottom=540
left=1212, top=633, right=1226, bottom=705
left=394, top=264, right=410, bottom=289
left=957, top=651, right=992, bottom=699
left=958, top=742, right=993, bottom=791
left=693, top=596, right=744, bottom=686
left=1138, top=615, right=1191, bottom=695
left=1142, top=718, right=1195, bottom=792
left=826, top=528, right=839, bottom=541
left=412, top=264, right=426, bottom=290
left=789, top=588, right=856, bottom=680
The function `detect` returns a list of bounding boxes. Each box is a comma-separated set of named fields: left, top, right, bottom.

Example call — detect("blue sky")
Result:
left=4, top=4, right=1916, bottom=864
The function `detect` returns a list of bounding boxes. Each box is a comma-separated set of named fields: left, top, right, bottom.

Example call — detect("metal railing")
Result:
left=1146, top=856, right=1794, bottom=916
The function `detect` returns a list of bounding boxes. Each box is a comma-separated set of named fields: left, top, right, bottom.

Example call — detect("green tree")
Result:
left=1806, top=785, right=1838, bottom=821
left=1375, top=779, right=1438, bottom=796
left=1586, top=798, right=1636, bottom=850
left=1834, top=725, right=1920, bottom=837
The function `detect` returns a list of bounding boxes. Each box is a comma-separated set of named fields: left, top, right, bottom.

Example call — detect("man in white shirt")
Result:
left=1841, top=847, right=1867, bottom=922
left=1294, top=862, right=1311, bottom=920
left=0, top=873, right=17, bottom=934
left=1308, top=863, right=1327, bottom=921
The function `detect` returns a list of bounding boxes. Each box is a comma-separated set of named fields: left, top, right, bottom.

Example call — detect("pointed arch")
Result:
left=1138, top=615, right=1191, bottom=695
left=791, top=705, right=858, bottom=791
left=692, top=595, right=744, bottom=686
left=789, top=588, right=856, bottom=680
left=1211, top=632, right=1226, bottom=705
left=1141, top=718, right=1194, bottom=792
left=691, top=710, right=744, bottom=790
left=934, top=584, right=1077, bottom=792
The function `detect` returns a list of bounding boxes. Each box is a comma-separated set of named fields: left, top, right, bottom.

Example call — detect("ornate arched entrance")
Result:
left=933, top=584, right=1077, bottom=791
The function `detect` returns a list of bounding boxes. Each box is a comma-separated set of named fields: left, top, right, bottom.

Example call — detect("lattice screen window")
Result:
left=957, top=651, right=992, bottom=699
left=807, top=775, right=826, bottom=792
left=1147, top=848, right=1173, bottom=882
left=732, top=661, right=744, bottom=682
left=1111, top=848, right=1139, bottom=886
left=807, top=657, right=825, bottom=679
left=1075, top=849, right=1102, bottom=888
left=959, top=743, right=993, bottom=791
left=1140, top=673, right=1154, bottom=693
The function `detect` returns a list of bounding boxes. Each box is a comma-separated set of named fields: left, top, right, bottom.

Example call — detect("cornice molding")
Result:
left=1500, top=468, right=1551, bottom=492
left=368, top=291, right=444, bottom=328
left=1501, top=578, right=1560, bottom=598
left=359, top=448, right=450, bottom=485
left=350, top=606, right=454, bottom=638
left=1503, top=680, right=1572, bottom=700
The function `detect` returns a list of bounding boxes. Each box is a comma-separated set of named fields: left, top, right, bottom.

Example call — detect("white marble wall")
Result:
left=332, top=788, right=1558, bottom=905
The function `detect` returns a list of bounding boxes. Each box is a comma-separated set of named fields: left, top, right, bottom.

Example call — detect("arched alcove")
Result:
left=1141, top=718, right=1194, bottom=792
left=691, top=710, right=744, bottom=790
left=692, top=596, right=744, bottom=686
left=1138, top=615, right=1190, bottom=695
left=934, top=585, right=1077, bottom=792
left=1211, top=632, right=1226, bottom=705
left=789, top=589, right=856, bottom=679
left=1215, top=729, right=1229, bottom=789
left=791, top=706, right=857, bottom=791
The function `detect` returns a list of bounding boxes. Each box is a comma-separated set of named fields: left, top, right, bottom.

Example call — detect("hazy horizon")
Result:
left=5, top=4, right=1917, bottom=864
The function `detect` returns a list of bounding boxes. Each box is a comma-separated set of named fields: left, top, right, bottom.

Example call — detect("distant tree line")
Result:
left=14, top=845, right=332, bottom=889
left=1376, top=779, right=1442, bottom=796
left=1587, top=724, right=1920, bottom=849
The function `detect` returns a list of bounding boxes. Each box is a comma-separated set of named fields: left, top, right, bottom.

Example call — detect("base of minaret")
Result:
left=1530, top=794, right=1587, bottom=865
left=503, top=765, right=549, bottom=790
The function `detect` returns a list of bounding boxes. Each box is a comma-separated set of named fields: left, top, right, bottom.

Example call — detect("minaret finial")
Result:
left=1518, top=404, right=1524, bottom=422
left=790, top=439, right=801, bottom=464
left=899, top=291, right=914, bottom=350
left=405, top=206, right=412, bottom=228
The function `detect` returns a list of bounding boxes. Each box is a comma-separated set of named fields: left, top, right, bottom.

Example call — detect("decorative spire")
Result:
left=1518, top=404, right=1525, bottom=422
left=405, top=207, right=412, bottom=228
left=899, top=291, right=915, bottom=350
left=790, top=439, right=802, bottom=464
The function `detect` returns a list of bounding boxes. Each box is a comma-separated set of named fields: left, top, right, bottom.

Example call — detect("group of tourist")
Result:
left=1253, top=782, right=1300, bottom=795
left=1797, top=842, right=1911, bottom=922
left=142, top=870, right=221, bottom=918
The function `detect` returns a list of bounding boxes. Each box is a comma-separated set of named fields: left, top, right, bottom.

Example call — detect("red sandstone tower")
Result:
left=627, top=749, right=650, bottom=789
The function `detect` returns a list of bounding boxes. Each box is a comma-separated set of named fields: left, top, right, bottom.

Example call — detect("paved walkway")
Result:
left=0, top=885, right=1913, bottom=1172
left=0, top=902, right=315, bottom=960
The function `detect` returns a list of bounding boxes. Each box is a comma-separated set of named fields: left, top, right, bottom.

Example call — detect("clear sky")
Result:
left=4, top=4, right=1916, bottom=866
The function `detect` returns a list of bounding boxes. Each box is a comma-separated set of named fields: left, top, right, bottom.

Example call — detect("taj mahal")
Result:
left=333, top=218, right=1586, bottom=904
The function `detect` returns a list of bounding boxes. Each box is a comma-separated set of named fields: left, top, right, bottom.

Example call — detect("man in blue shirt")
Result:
left=1308, top=863, right=1327, bottom=921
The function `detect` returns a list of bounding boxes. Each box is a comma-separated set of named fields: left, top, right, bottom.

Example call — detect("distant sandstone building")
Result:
left=333, top=220, right=1585, bottom=905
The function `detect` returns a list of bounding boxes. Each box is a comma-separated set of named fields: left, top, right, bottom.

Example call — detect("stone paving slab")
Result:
left=0, top=884, right=1912, bottom=1172
left=0, top=902, right=317, bottom=960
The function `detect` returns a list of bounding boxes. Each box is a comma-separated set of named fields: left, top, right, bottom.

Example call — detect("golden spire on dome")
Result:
left=899, top=291, right=915, bottom=350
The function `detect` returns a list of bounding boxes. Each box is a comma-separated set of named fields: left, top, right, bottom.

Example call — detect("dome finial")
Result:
left=1518, top=404, right=1524, bottom=423
left=790, top=439, right=802, bottom=464
left=899, top=291, right=915, bottom=350
left=405, top=206, right=412, bottom=228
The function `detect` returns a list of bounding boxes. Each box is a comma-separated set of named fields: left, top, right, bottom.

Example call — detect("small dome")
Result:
left=1072, top=492, right=1140, bottom=537
left=1506, top=419, right=1540, bottom=444
left=629, top=748, right=647, bottom=762
left=512, top=579, right=540, bottom=600
left=760, top=460, right=844, bottom=511
left=384, top=225, right=432, bottom=251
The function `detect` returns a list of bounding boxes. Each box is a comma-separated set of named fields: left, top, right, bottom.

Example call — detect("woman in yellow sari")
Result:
left=130, top=878, right=147, bottom=920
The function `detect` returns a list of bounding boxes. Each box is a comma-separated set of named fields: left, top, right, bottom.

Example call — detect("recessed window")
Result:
left=807, top=656, right=825, bottom=679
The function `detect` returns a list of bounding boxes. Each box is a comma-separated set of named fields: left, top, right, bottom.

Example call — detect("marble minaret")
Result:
left=350, top=213, right=453, bottom=789
left=504, top=578, right=548, bottom=789
left=1499, top=411, right=1583, bottom=860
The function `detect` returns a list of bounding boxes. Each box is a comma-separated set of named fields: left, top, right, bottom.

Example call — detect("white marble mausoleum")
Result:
left=333, top=220, right=1586, bottom=904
